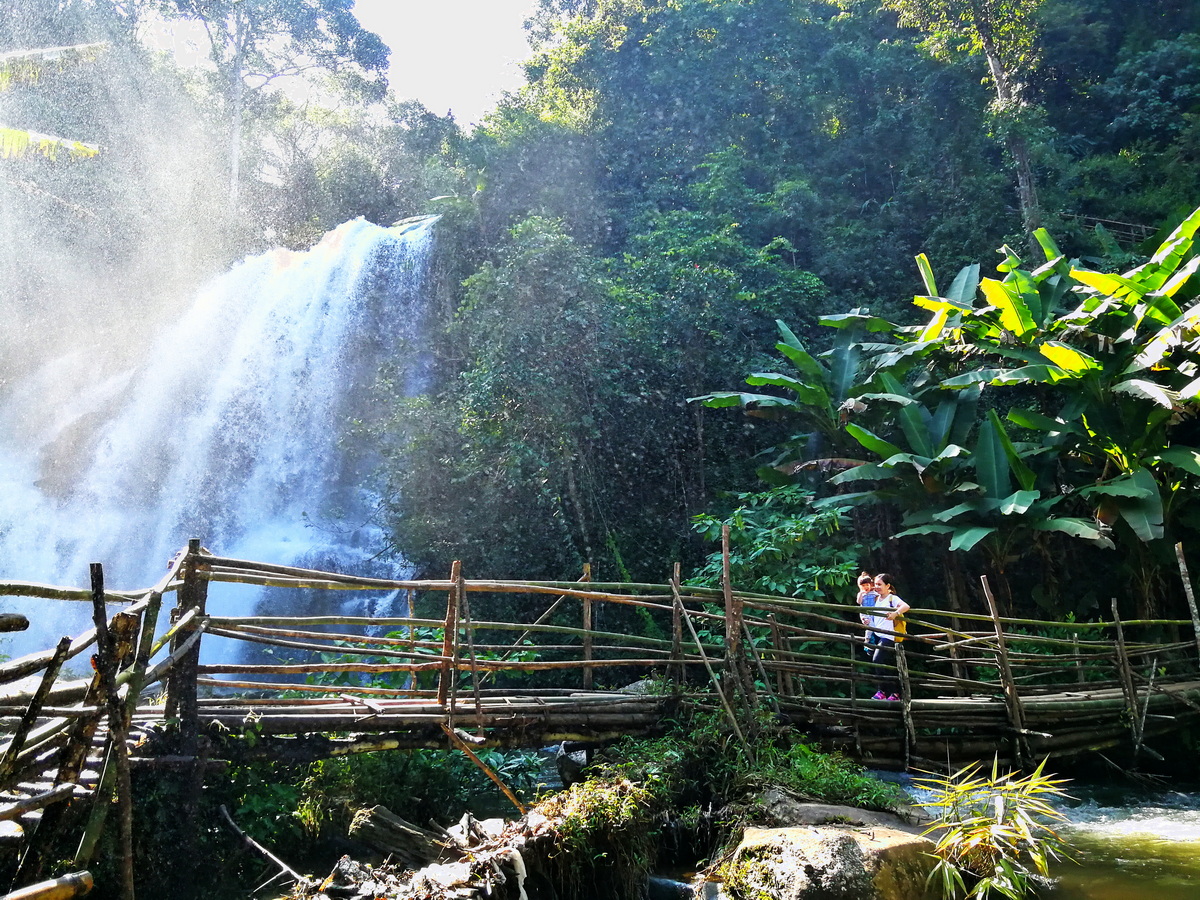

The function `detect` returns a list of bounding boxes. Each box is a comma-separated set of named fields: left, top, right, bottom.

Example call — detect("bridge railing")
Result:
left=3, top=543, right=1200, bottom=784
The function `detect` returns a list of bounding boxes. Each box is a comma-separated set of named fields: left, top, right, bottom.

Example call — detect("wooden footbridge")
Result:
left=3, top=538, right=1200, bottom=896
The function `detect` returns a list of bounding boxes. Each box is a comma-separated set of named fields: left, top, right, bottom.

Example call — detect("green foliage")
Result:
left=711, top=206, right=1200, bottom=617
left=689, top=485, right=866, bottom=599
left=919, top=758, right=1071, bottom=900
left=598, top=710, right=905, bottom=813
left=535, top=778, right=659, bottom=900
left=295, top=748, right=545, bottom=838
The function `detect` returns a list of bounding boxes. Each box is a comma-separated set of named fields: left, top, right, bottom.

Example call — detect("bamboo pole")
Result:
left=768, top=615, right=787, bottom=698
left=671, top=563, right=684, bottom=685
left=0, top=785, right=76, bottom=823
left=848, top=640, right=862, bottom=758
left=1111, top=598, right=1142, bottom=752
left=672, top=578, right=751, bottom=759
left=895, top=641, right=916, bottom=770
left=196, top=657, right=699, bottom=676
left=742, top=620, right=780, bottom=715
left=440, top=723, right=526, bottom=815
left=0, top=637, right=70, bottom=788
left=457, top=568, right=483, bottom=731
left=1135, top=654, right=1160, bottom=762
left=0, top=632, right=97, bottom=687
left=1175, top=543, right=1200, bottom=668
left=75, top=566, right=135, bottom=900
left=219, top=805, right=308, bottom=888
left=721, top=525, right=739, bottom=669
left=981, top=575, right=1029, bottom=769
left=437, top=561, right=460, bottom=709
left=582, top=562, right=593, bottom=691
left=1, top=872, right=93, bottom=900
left=208, top=617, right=686, bottom=652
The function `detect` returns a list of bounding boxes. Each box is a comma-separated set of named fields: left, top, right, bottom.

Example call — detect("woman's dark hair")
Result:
left=875, top=573, right=896, bottom=589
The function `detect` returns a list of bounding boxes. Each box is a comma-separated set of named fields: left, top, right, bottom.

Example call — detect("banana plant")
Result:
left=690, top=316, right=877, bottom=480
left=923, top=205, right=1200, bottom=545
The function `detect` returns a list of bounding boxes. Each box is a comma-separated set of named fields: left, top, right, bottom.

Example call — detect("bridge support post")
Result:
left=581, top=563, right=593, bottom=691
left=1174, top=543, right=1200, bottom=668
left=981, top=576, right=1029, bottom=769
left=437, top=561, right=461, bottom=709
left=670, top=564, right=683, bottom=686
left=166, top=540, right=207, bottom=753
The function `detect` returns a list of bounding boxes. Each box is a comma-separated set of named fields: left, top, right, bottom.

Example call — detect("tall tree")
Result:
left=867, top=0, right=1047, bottom=253
left=166, top=0, right=388, bottom=209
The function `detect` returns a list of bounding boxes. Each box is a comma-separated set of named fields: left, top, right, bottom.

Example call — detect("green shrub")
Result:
left=919, top=758, right=1072, bottom=900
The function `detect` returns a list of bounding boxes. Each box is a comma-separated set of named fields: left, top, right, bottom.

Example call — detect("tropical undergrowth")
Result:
left=584, top=709, right=906, bottom=861
left=919, top=758, right=1072, bottom=900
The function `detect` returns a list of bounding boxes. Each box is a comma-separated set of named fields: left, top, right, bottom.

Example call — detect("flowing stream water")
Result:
left=1048, top=783, right=1200, bottom=898
left=0, top=216, right=438, bottom=658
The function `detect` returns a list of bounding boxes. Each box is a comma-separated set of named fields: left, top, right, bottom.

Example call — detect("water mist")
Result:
left=0, top=216, right=438, bottom=657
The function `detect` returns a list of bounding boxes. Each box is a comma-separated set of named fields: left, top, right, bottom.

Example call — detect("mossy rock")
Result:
left=720, top=825, right=938, bottom=900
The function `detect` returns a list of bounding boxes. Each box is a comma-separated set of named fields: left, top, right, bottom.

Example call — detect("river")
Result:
left=1049, top=783, right=1200, bottom=899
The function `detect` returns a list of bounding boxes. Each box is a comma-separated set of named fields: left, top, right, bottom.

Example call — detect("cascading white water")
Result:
left=0, top=215, right=437, bottom=656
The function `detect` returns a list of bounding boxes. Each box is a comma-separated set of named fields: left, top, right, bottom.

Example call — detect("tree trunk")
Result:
left=227, top=13, right=248, bottom=212
left=979, top=31, right=1042, bottom=258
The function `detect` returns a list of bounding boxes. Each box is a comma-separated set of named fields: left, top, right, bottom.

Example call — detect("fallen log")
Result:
left=349, top=805, right=446, bottom=869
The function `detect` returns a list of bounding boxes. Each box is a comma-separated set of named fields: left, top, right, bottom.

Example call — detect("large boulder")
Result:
left=721, top=823, right=938, bottom=900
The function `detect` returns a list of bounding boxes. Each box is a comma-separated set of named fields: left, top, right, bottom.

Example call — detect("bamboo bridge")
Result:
left=3, top=539, right=1200, bottom=897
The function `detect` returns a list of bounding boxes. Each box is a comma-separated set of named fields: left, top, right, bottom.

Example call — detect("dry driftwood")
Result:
left=349, top=805, right=446, bottom=869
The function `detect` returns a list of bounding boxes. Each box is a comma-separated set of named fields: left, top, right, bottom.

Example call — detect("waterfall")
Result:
left=0, top=216, right=437, bottom=656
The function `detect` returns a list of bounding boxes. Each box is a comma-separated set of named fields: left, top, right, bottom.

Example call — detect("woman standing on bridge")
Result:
left=856, top=572, right=879, bottom=657
left=869, top=573, right=910, bottom=701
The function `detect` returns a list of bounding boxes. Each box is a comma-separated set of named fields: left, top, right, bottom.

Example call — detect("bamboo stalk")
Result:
left=437, top=561, right=460, bottom=708
left=1, top=871, right=93, bottom=900
left=440, top=723, right=526, bottom=814
left=981, top=575, right=1029, bottom=769
left=582, top=563, right=593, bottom=691
left=0, top=637, right=71, bottom=788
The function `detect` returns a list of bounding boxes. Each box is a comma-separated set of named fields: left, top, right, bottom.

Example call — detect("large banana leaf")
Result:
left=987, top=410, right=1037, bottom=492
left=877, top=372, right=933, bottom=457
left=1150, top=446, right=1200, bottom=477
left=974, top=413, right=1012, bottom=499
left=845, top=423, right=904, bottom=460
left=980, top=278, right=1036, bottom=339
left=1112, top=466, right=1165, bottom=542
left=1030, top=518, right=1115, bottom=549
left=746, top=373, right=829, bottom=409
left=0, top=124, right=98, bottom=159
left=1007, top=408, right=1083, bottom=437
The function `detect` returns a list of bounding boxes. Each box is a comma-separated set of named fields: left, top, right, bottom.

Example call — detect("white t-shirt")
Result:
left=871, top=594, right=905, bottom=636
